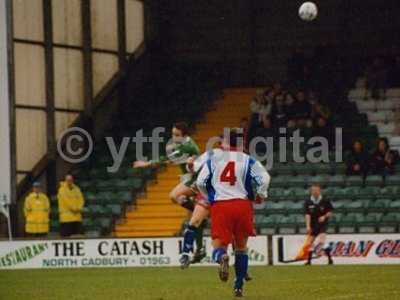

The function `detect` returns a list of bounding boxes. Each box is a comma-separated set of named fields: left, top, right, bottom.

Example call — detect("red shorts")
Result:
left=210, top=199, right=255, bottom=246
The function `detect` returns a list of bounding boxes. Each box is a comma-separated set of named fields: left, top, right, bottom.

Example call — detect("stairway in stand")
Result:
left=114, top=88, right=257, bottom=237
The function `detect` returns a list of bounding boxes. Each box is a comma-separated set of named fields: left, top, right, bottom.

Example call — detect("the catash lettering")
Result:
left=98, top=240, right=164, bottom=256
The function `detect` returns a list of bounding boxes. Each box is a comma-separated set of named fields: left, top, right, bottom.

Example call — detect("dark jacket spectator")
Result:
left=370, top=138, right=398, bottom=175
left=346, top=141, right=369, bottom=176
left=271, top=96, right=288, bottom=128
left=312, top=117, right=334, bottom=148
left=293, top=91, right=312, bottom=127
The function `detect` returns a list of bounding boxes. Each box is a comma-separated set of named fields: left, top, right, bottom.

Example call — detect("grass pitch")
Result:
left=1, top=265, right=399, bottom=300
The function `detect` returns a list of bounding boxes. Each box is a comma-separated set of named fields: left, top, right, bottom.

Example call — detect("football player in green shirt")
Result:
left=133, top=122, right=207, bottom=263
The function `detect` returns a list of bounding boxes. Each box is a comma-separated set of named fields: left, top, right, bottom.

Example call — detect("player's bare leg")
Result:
left=180, top=203, right=209, bottom=268
left=170, top=183, right=196, bottom=211
left=212, top=239, right=229, bottom=282
left=304, top=235, right=316, bottom=265
left=233, top=237, right=249, bottom=297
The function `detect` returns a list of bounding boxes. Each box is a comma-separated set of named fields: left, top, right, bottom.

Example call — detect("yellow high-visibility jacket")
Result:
left=24, top=192, right=50, bottom=234
left=57, top=181, right=85, bottom=223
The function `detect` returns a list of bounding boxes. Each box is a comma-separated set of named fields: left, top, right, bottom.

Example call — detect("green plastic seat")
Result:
left=328, top=175, right=346, bottom=187
left=314, top=163, right=332, bottom=175
left=271, top=176, right=287, bottom=188
left=365, top=175, right=384, bottom=187
left=379, top=213, right=399, bottom=233
left=380, top=186, right=400, bottom=199
left=346, top=175, right=364, bottom=187
left=344, top=200, right=364, bottom=213
left=367, top=199, right=390, bottom=212
left=85, top=192, right=97, bottom=204
left=115, top=191, right=133, bottom=204
left=285, top=201, right=303, bottom=213
left=358, top=187, right=379, bottom=200
left=254, top=202, right=266, bottom=212
left=79, top=180, right=96, bottom=193
left=89, top=168, right=110, bottom=180
left=385, top=175, right=400, bottom=186
left=308, top=175, right=329, bottom=187
left=273, top=163, right=294, bottom=176
left=296, top=163, right=315, bottom=175
left=288, top=176, right=309, bottom=188
left=106, top=204, right=123, bottom=216
left=333, top=200, right=347, bottom=212
left=291, top=187, right=309, bottom=201
left=265, top=201, right=285, bottom=213
left=332, top=163, right=346, bottom=175
left=96, top=180, right=117, bottom=192
left=388, top=200, right=400, bottom=211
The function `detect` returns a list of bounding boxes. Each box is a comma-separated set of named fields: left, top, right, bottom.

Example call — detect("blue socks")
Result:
left=182, top=225, right=197, bottom=254
left=234, top=251, right=248, bottom=290
left=212, top=248, right=226, bottom=263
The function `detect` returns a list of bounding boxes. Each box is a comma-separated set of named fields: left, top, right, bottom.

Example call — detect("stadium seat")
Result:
left=288, top=176, right=309, bottom=188
left=379, top=213, right=400, bottom=233
left=265, top=201, right=286, bottom=214
left=273, top=163, right=294, bottom=176
left=254, top=202, right=266, bottom=212
left=365, top=175, right=384, bottom=187
left=314, top=163, right=332, bottom=175
left=367, top=199, right=391, bottom=213
left=346, top=176, right=364, bottom=187
left=328, top=175, right=346, bottom=187
left=388, top=200, right=400, bottom=212
left=308, top=175, right=329, bottom=187
left=89, top=168, right=110, bottom=180
left=385, top=175, right=400, bottom=186
left=344, top=200, right=364, bottom=213
left=291, top=187, right=309, bottom=201
left=332, top=163, right=346, bottom=175
left=285, top=201, right=303, bottom=213
left=358, top=186, right=379, bottom=200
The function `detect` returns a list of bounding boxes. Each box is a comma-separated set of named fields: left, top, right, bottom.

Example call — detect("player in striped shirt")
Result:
left=196, top=129, right=270, bottom=297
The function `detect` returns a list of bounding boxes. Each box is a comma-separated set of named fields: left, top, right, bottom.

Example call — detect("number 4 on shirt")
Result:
left=220, top=161, right=237, bottom=186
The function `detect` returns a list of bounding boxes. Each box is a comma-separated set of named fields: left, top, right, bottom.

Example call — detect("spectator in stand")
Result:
left=250, top=89, right=272, bottom=125
left=57, top=174, right=85, bottom=237
left=294, top=91, right=312, bottom=128
left=272, top=82, right=283, bottom=96
left=346, top=140, right=369, bottom=176
left=310, top=100, right=331, bottom=123
left=24, top=182, right=50, bottom=238
left=365, top=57, right=388, bottom=99
left=271, top=94, right=288, bottom=129
left=285, top=93, right=297, bottom=128
left=370, top=138, right=399, bottom=175
left=312, top=117, right=334, bottom=148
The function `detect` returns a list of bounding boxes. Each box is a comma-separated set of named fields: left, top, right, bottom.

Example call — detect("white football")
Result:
left=299, top=2, right=318, bottom=21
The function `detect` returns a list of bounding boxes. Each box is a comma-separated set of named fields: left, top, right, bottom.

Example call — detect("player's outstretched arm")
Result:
left=250, top=160, right=271, bottom=201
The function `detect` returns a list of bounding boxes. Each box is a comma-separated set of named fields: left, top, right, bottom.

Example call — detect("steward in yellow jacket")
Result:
left=24, top=182, right=50, bottom=235
left=57, top=175, right=85, bottom=237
